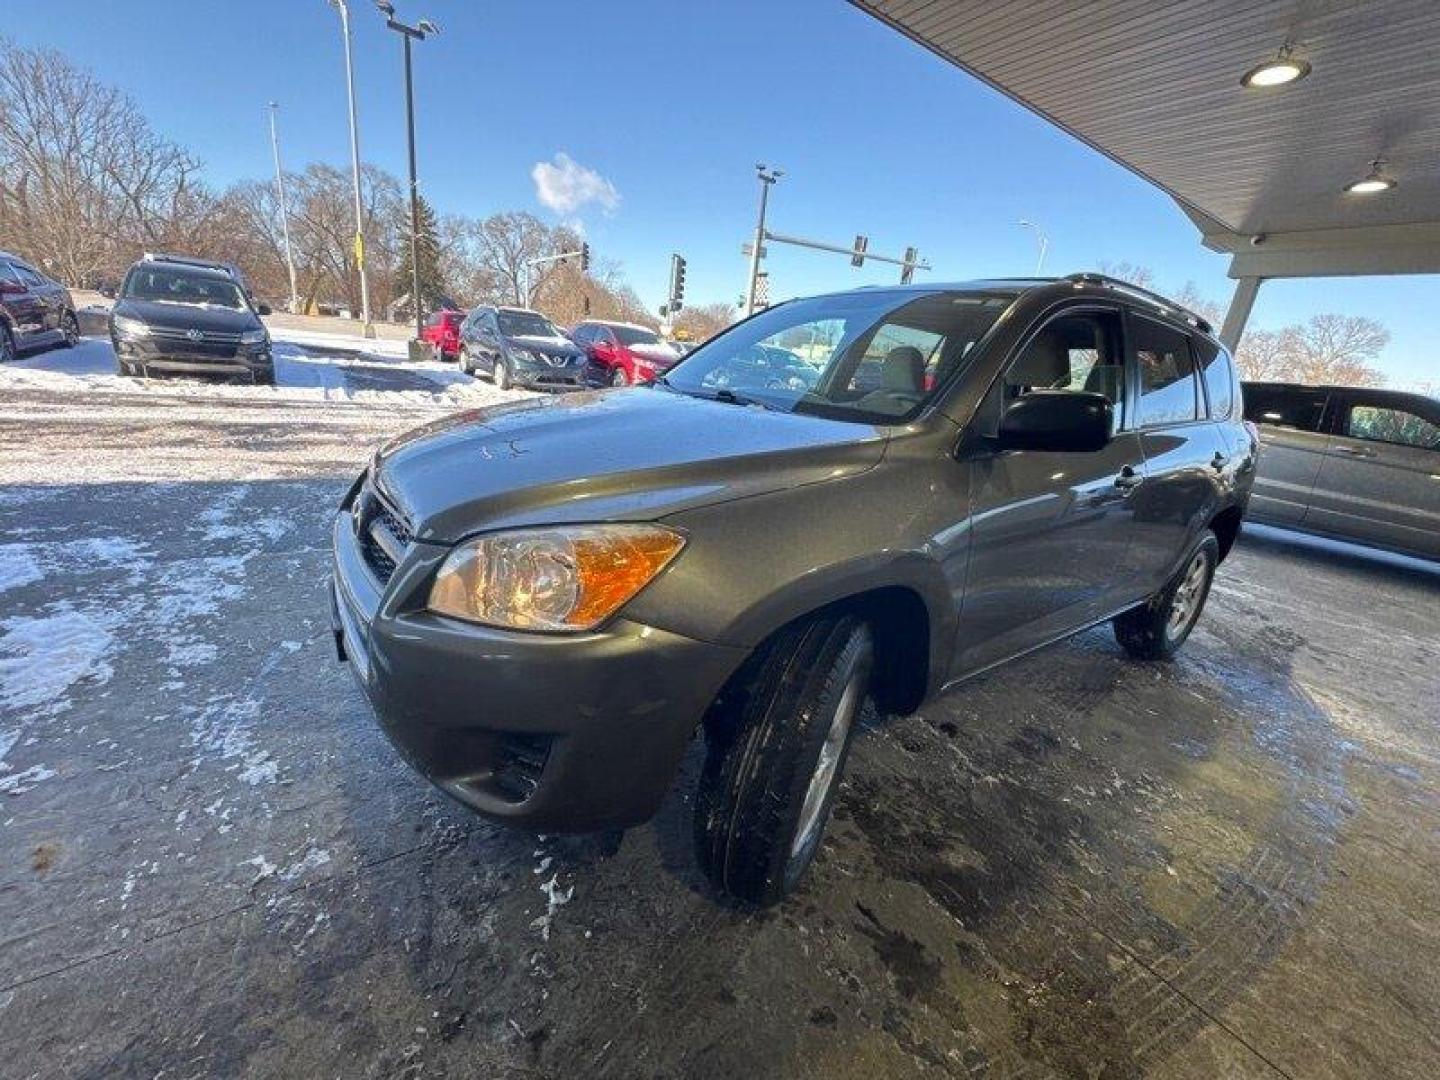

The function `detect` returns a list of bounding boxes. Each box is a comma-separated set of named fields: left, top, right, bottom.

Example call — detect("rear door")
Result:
left=1306, top=393, right=1440, bottom=559
left=0, top=259, right=49, bottom=343
left=1242, top=385, right=1333, bottom=526
left=1126, top=313, right=1228, bottom=593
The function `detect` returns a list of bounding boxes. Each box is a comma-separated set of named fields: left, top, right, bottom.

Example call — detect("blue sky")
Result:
left=14, top=0, right=1435, bottom=385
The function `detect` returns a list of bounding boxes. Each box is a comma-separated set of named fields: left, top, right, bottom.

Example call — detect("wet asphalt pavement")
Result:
left=1, top=369, right=1438, bottom=1078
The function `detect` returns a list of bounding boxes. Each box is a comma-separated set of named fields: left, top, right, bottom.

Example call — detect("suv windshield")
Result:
left=613, top=325, right=662, bottom=347
left=498, top=311, right=561, bottom=338
left=123, top=266, right=246, bottom=310
left=663, top=290, right=1014, bottom=423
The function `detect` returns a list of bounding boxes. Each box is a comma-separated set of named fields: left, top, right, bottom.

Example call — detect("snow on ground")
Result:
left=1, top=331, right=526, bottom=411
left=0, top=607, right=115, bottom=714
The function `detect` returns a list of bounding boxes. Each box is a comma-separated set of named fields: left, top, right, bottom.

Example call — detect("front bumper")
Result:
left=511, top=358, right=592, bottom=390
left=330, top=508, right=745, bottom=831
left=113, top=334, right=271, bottom=376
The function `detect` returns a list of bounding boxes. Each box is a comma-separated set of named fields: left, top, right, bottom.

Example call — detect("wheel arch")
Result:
left=1209, top=505, right=1244, bottom=562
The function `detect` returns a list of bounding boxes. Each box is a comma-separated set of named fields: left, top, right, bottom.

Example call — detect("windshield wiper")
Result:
left=710, top=387, right=779, bottom=411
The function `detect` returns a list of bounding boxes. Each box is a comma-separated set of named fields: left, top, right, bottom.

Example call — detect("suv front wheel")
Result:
left=694, top=613, right=874, bottom=906
left=1113, top=532, right=1218, bottom=660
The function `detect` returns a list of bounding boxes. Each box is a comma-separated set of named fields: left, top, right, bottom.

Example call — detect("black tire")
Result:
left=252, top=365, right=276, bottom=386
left=694, top=613, right=874, bottom=906
left=1113, top=532, right=1219, bottom=660
left=60, top=311, right=79, bottom=348
left=0, top=325, right=14, bottom=365
left=457, top=345, right=471, bottom=374
left=494, top=357, right=512, bottom=391
left=610, top=366, right=629, bottom=387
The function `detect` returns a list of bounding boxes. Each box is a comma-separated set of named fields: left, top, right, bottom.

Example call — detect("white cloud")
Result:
left=530, top=153, right=620, bottom=216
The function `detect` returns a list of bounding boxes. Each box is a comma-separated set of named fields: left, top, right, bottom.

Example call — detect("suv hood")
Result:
left=111, top=298, right=261, bottom=334
left=373, top=388, right=887, bottom=542
left=508, top=333, right=582, bottom=357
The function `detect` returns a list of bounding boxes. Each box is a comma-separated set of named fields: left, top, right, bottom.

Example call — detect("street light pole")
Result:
left=266, top=102, right=300, bottom=314
left=328, top=0, right=375, bottom=337
left=378, top=3, right=437, bottom=342
left=745, top=164, right=781, bottom=316
left=1018, top=219, right=1049, bottom=275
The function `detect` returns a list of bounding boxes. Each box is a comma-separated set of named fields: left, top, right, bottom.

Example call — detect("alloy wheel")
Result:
left=61, top=312, right=79, bottom=347
left=788, top=670, right=864, bottom=866
left=1166, top=550, right=1210, bottom=641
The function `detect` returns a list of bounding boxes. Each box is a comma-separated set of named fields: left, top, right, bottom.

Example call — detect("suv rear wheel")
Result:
left=0, top=325, right=14, bottom=365
left=610, top=366, right=629, bottom=387
left=694, top=613, right=873, bottom=906
left=1113, top=532, right=1218, bottom=660
left=494, top=357, right=512, bottom=391
left=60, top=311, right=79, bottom=348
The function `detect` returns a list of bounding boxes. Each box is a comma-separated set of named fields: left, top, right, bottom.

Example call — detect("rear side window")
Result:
left=1345, top=403, right=1440, bottom=451
left=0, top=261, right=20, bottom=285
left=1132, top=316, right=1199, bottom=426
left=1193, top=338, right=1235, bottom=419
left=1244, top=386, right=1330, bottom=432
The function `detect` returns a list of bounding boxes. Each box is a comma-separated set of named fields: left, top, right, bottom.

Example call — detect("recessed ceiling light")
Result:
left=1345, top=160, right=1397, bottom=195
left=1241, top=45, right=1311, bottom=89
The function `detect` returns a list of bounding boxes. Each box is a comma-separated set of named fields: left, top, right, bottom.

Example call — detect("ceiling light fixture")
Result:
left=1241, top=43, right=1311, bottom=89
left=1344, top=159, right=1397, bottom=195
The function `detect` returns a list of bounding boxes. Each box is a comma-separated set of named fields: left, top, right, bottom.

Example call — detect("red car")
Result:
left=571, top=320, right=681, bottom=386
left=419, top=309, right=464, bottom=360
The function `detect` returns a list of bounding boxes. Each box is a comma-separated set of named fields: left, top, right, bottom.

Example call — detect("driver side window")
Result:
left=1001, top=311, right=1125, bottom=430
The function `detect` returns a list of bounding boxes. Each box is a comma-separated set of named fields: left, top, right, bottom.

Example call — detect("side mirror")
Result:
left=997, top=391, right=1113, bottom=453
left=256, top=303, right=272, bottom=316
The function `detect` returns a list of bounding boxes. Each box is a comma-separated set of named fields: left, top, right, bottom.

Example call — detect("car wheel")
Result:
left=494, top=357, right=512, bottom=391
left=0, top=325, right=14, bottom=365
left=610, top=366, right=629, bottom=387
left=457, top=345, right=471, bottom=374
left=253, top=365, right=276, bottom=386
left=60, top=311, right=80, bottom=347
left=694, top=613, right=874, bottom=906
left=117, top=358, right=138, bottom=377
left=1113, top=532, right=1219, bottom=660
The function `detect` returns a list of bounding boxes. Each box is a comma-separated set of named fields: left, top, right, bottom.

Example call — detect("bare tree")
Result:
left=286, top=163, right=402, bottom=315
left=0, top=38, right=207, bottom=286
left=673, top=302, right=738, bottom=343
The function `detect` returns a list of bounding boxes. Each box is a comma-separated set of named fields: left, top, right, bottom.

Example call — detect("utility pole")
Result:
left=745, top=164, right=781, bottom=316
left=328, top=0, right=374, bottom=337
left=1019, top=219, right=1049, bottom=275
left=377, top=2, right=438, bottom=342
left=266, top=103, right=300, bottom=314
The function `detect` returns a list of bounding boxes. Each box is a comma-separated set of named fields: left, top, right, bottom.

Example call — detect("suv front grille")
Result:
left=353, top=479, right=413, bottom=584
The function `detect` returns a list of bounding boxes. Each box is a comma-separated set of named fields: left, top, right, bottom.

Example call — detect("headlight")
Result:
left=428, top=524, right=685, bottom=632
left=240, top=329, right=268, bottom=346
left=113, top=315, right=151, bottom=337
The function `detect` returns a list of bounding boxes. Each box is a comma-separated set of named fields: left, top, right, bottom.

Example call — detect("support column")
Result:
left=1219, top=276, right=1262, bottom=353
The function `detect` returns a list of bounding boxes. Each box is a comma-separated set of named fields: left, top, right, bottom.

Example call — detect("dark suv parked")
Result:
left=331, top=273, right=1255, bottom=905
left=0, top=251, right=79, bottom=363
left=109, top=254, right=274, bottom=383
left=1244, top=381, right=1438, bottom=560
left=457, top=305, right=588, bottom=390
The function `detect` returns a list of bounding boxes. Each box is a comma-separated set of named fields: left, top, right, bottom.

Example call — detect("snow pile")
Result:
left=0, top=547, right=43, bottom=595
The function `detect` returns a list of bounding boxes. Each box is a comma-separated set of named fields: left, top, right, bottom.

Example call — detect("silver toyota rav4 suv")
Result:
left=331, top=273, right=1256, bottom=905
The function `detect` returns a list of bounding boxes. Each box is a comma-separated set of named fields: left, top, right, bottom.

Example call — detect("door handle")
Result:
left=1114, top=465, right=1144, bottom=491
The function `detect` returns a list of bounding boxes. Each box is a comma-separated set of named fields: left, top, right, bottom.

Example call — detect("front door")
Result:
left=1242, top=384, right=1333, bottom=525
left=957, top=306, right=1146, bottom=673
left=1306, top=392, right=1440, bottom=559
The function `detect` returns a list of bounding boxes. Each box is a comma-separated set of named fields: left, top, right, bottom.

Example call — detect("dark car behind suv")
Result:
left=457, top=305, right=588, bottom=390
left=1243, top=381, right=1439, bottom=560
left=109, top=254, right=274, bottom=383
left=332, top=273, right=1255, bottom=905
left=0, top=251, right=80, bottom=363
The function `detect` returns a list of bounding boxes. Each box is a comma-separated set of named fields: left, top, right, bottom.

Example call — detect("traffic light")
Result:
left=850, top=235, right=868, bottom=267
left=579, top=242, right=590, bottom=273
left=669, top=253, right=687, bottom=312
left=900, top=247, right=918, bottom=285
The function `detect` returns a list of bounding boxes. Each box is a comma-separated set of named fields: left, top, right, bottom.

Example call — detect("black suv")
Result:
left=333, top=273, right=1255, bottom=905
left=0, top=251, right=79, bottom=363
left=109, top=254, right=274, bottom=384
left=456, top=305, right=588, bottom=390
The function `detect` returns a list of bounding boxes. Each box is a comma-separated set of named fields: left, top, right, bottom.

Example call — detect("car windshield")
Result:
left=498, top=311, right=561, bottom=338
left=613, top=325, right=663, bottom=347
left=662, top=289, right=1015, bottom=423
left=122, top=266, right=246, bottom=310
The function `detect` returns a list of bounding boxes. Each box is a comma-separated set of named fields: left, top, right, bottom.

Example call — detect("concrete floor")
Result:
left=2, top=368, right=1438, bottom=1078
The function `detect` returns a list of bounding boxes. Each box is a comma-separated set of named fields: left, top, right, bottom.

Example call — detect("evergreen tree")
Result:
left=396, top=194, right=446, bottom=313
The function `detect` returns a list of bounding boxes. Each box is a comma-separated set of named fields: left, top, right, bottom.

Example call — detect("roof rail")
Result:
left=1063, top=272, right=1213, bottom=334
